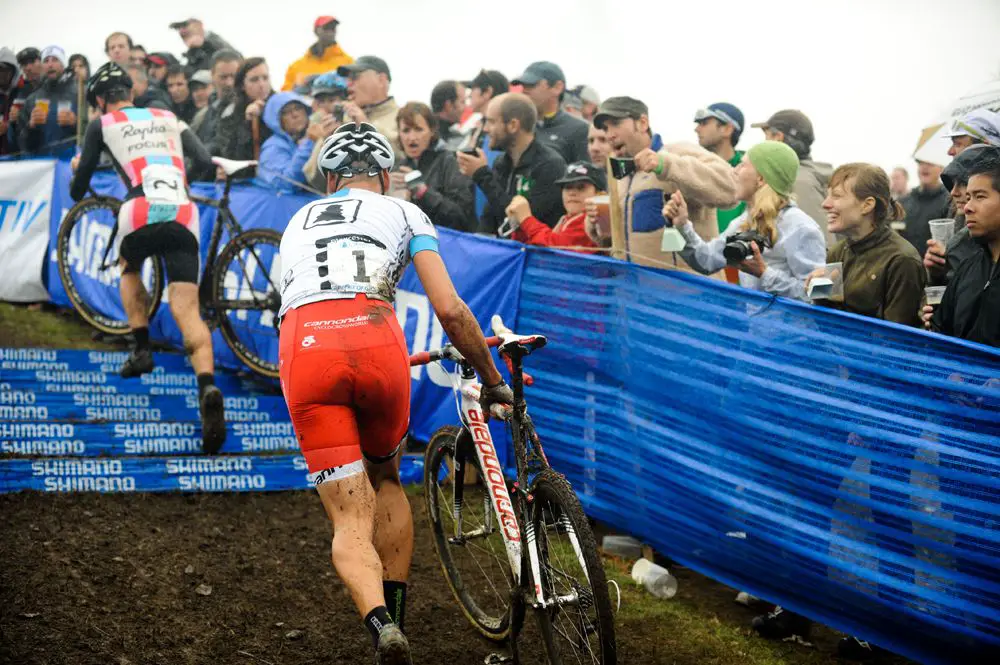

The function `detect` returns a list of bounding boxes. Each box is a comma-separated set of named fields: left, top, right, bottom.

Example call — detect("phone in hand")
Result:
left=460, top=147, right=480, bottom=157
left=610, top=157, right=636, bottom=179
left=404, top=170, right=425, bottom=189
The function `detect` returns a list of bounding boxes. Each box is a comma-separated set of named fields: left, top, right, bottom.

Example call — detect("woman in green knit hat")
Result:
left=664, top=140, right=827, bottom=300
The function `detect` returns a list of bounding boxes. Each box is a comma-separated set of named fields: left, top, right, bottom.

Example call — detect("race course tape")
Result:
left=0, top=454, right=424, bottom=493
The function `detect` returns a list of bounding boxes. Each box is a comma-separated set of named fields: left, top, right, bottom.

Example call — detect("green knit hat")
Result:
left=747, top=140, right=799, bottom=196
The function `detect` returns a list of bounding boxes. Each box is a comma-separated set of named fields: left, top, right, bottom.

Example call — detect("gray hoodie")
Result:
left=795, top=158, right=834, bottom=244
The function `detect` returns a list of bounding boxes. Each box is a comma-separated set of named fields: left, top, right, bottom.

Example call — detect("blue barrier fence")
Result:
left=4, top=160, right=1000, bottom=664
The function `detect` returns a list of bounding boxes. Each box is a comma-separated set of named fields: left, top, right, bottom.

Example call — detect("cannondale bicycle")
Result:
left=415, top=316, right=616, bottom=665
left=56, top=158, right=282, bottom=377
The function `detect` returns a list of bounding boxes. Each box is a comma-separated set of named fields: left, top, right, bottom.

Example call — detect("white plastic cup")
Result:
left=928, top=219, right=955, bottom=244
left=631, top=558, right=678, bottom=599
left=808, top=262, right=844, bottom=302
left=58, top=100, right=72, bottom=114
left=925, top=286, right=947, bottom=307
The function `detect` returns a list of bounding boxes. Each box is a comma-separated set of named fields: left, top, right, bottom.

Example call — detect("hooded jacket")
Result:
left=604, top=135, right=737, bottom=277
left=0, top=47, right=19, bottom=155
left=18, top=69, right=79, bottom=158
left=397, top=142, right=476, bottom=231
left=796, top=158, right=834, bottom=243
left=931, top=238, right=1000, bottom=347
left=282, top=43, right=353, bottom=92
left=256, top=92, right=315, bottom=193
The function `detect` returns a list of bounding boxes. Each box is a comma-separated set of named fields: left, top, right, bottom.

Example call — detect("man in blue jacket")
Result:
left=18, top=45, right=78, bottom=158
left=257, top=91, right=314, bottom=193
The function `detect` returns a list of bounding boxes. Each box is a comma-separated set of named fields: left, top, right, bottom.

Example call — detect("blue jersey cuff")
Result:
left=409, top=235, right=439, bottom=256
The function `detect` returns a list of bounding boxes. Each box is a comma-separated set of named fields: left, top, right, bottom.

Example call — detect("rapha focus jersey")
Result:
left=278, top=188, right=439, bottom=317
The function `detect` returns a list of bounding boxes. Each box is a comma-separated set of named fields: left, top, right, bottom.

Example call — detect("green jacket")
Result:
left=824, top=225, right=926, bottom=327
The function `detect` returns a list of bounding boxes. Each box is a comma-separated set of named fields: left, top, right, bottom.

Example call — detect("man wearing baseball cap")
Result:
left=170, top=18, right=239, bottom=76
left=337, top=56, right=399, bottom=148
left=695, top=102, right=746, bottom=235
left=504, top=161, right=607, bottom=251
left=513, top=61, right=589, bottom=164
left=943, top=108, right=1000, bottom=158
left=282, top=16, right=353, bottom=91
left=752, top=110, right=833, bottom=243
left=591, top=96, right=736, bottom=275
left=18, top=45, right=77, bottom=158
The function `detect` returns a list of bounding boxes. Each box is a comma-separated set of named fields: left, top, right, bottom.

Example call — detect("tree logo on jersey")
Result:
left=304, top=199, right=363, bottom=230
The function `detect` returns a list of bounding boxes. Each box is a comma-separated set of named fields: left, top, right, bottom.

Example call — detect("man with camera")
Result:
left=456, top=92, right=567, bottom=234
left=588, top=96, right=737, bottom=274
left=302, top=72, right=351, bottom=191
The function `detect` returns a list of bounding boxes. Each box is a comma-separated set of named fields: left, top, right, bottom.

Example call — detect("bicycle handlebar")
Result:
left=409, top=332, right=535, bottom=386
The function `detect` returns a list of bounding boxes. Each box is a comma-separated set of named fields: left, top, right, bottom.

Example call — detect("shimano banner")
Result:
left=0, top=159, right=55, bottom=302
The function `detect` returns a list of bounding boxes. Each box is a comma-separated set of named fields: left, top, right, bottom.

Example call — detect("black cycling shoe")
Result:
left=751, top=606, right=813, bottom=645
left=837, top=636, right=885, bottom=661
left=199, top=386, right=227, bottom=454
left=119, top=348, right=154, bottom=378
left=374, top=624, right=412, bottom=665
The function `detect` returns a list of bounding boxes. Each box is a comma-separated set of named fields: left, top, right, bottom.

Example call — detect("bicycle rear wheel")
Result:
left=56, top=197, right=164, bottom=335
left=530, top=469, right=616, bottom=665
left=211, top=228, right=282, bottom=377
left=424, top=425, right=514, bottom=642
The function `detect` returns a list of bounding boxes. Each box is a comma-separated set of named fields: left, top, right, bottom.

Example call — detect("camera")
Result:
left=403, top=170, right=425, bottom=190
left=332, top=103, right=345, bottom=123
left=609, top=157, right=636, bottom=179
left=723, top=230, right=772, bottom=264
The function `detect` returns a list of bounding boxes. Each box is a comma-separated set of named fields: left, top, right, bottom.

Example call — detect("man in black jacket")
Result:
left=513, top=61, right=589, bottom=164
left=901, top=160, right=951, bottom=253
left=170, top=18, right=239, bottom=75
left=127, top=65, right=171, bottom=110
left=455, top=92, right=566, bottom=235
left=929, top=150, right=1000, bottom=347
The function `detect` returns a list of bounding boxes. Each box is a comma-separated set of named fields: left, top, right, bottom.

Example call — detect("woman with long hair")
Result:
left=665, top=140, right=826, bottom=300
left=217, top=57, right=274, bottom=161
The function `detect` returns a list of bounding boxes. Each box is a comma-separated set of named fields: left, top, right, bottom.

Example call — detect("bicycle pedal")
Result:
left=484, top=653, right=513, bottom=664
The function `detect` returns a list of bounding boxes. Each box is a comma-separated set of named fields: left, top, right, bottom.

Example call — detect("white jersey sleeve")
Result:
left=278, top=188, right=438, bottom=316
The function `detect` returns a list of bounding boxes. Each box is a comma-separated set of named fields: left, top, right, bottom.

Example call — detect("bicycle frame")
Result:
left=414, top=334, right=585, bottom=611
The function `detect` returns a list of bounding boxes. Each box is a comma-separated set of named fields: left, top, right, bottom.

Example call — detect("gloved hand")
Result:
left=479, top=378, right=514, bottom=421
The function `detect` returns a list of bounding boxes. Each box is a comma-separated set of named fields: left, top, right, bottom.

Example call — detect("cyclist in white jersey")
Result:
left=278, top=123, right=514, bottom=665
left=70, top=62, right=225, bottom=453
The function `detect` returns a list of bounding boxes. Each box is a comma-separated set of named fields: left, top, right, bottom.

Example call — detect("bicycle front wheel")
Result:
left=424, top=425, right=514, bottom=642
left=211, top=228, right=282, bottom=377
left=530, top=469, right=616, bottom=665
left=56, top=197, right=164, bottom=335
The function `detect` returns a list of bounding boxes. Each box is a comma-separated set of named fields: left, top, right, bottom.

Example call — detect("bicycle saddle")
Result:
left=212, top=157, right=258, bottom=175
left=491, top=315, right=547, bottom=354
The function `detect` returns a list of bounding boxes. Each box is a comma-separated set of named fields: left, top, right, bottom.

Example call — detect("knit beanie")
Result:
left=747, top=140, right=799, bottom=197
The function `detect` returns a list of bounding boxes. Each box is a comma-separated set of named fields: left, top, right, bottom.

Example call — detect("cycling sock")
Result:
left=364, top=606, right=394, bottom=648
left=197, top=373, right=215, bottom=397
left=133, top=327, right=150, bottom=350
left=383, top=580, right=407, bottom=633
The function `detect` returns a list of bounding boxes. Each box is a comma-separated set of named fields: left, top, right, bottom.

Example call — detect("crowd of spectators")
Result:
left=2, top=14, right=1000, bottom=662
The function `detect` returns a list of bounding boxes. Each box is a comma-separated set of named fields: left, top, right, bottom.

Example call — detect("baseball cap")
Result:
left=40, top=45, right=66, bottom=66
left=314, top=15, right=339, bottom=29
left=169, top=18, right=199, bottom=30
left=592, top=96, right=649, bottom=130
left=751, top=109, right=815, bottom=146
left=943, top=108, right=1000, bottom=146
left=512, top=61, right=565, bottom=86
left=694, top=102, right=744, bottom=132
left=146, top=52, right=179, bottom=67
left=338, top=55, right=391, bottom=82
left=555, top=162, right=608, bottom=191
left=312, top=72, right=349, bottom=96
left=189, top=70, right=212, bottom=87
left=575, top=85, right=600, bottom=106
left=464, top=69, right=509, bottom=95
left=16, top=47, right=41, bottom=65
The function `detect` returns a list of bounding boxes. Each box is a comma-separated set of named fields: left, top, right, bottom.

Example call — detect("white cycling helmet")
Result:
left=318, top=122, right=396, bottom=181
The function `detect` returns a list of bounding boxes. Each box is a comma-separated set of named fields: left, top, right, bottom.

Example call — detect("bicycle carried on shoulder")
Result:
left=56, top=158, right=283, bottom=377
left=413, top=316, right=616, bottom=665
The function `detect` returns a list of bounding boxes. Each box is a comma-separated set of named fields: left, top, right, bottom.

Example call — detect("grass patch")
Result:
left=0, top=302, right=116, bottom=350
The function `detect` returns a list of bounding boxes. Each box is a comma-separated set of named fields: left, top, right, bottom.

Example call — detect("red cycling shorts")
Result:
left=278, top=294, right=411, bottom=481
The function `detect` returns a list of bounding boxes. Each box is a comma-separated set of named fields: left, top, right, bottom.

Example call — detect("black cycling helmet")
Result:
left=87, top=62, right=133, bottom=107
